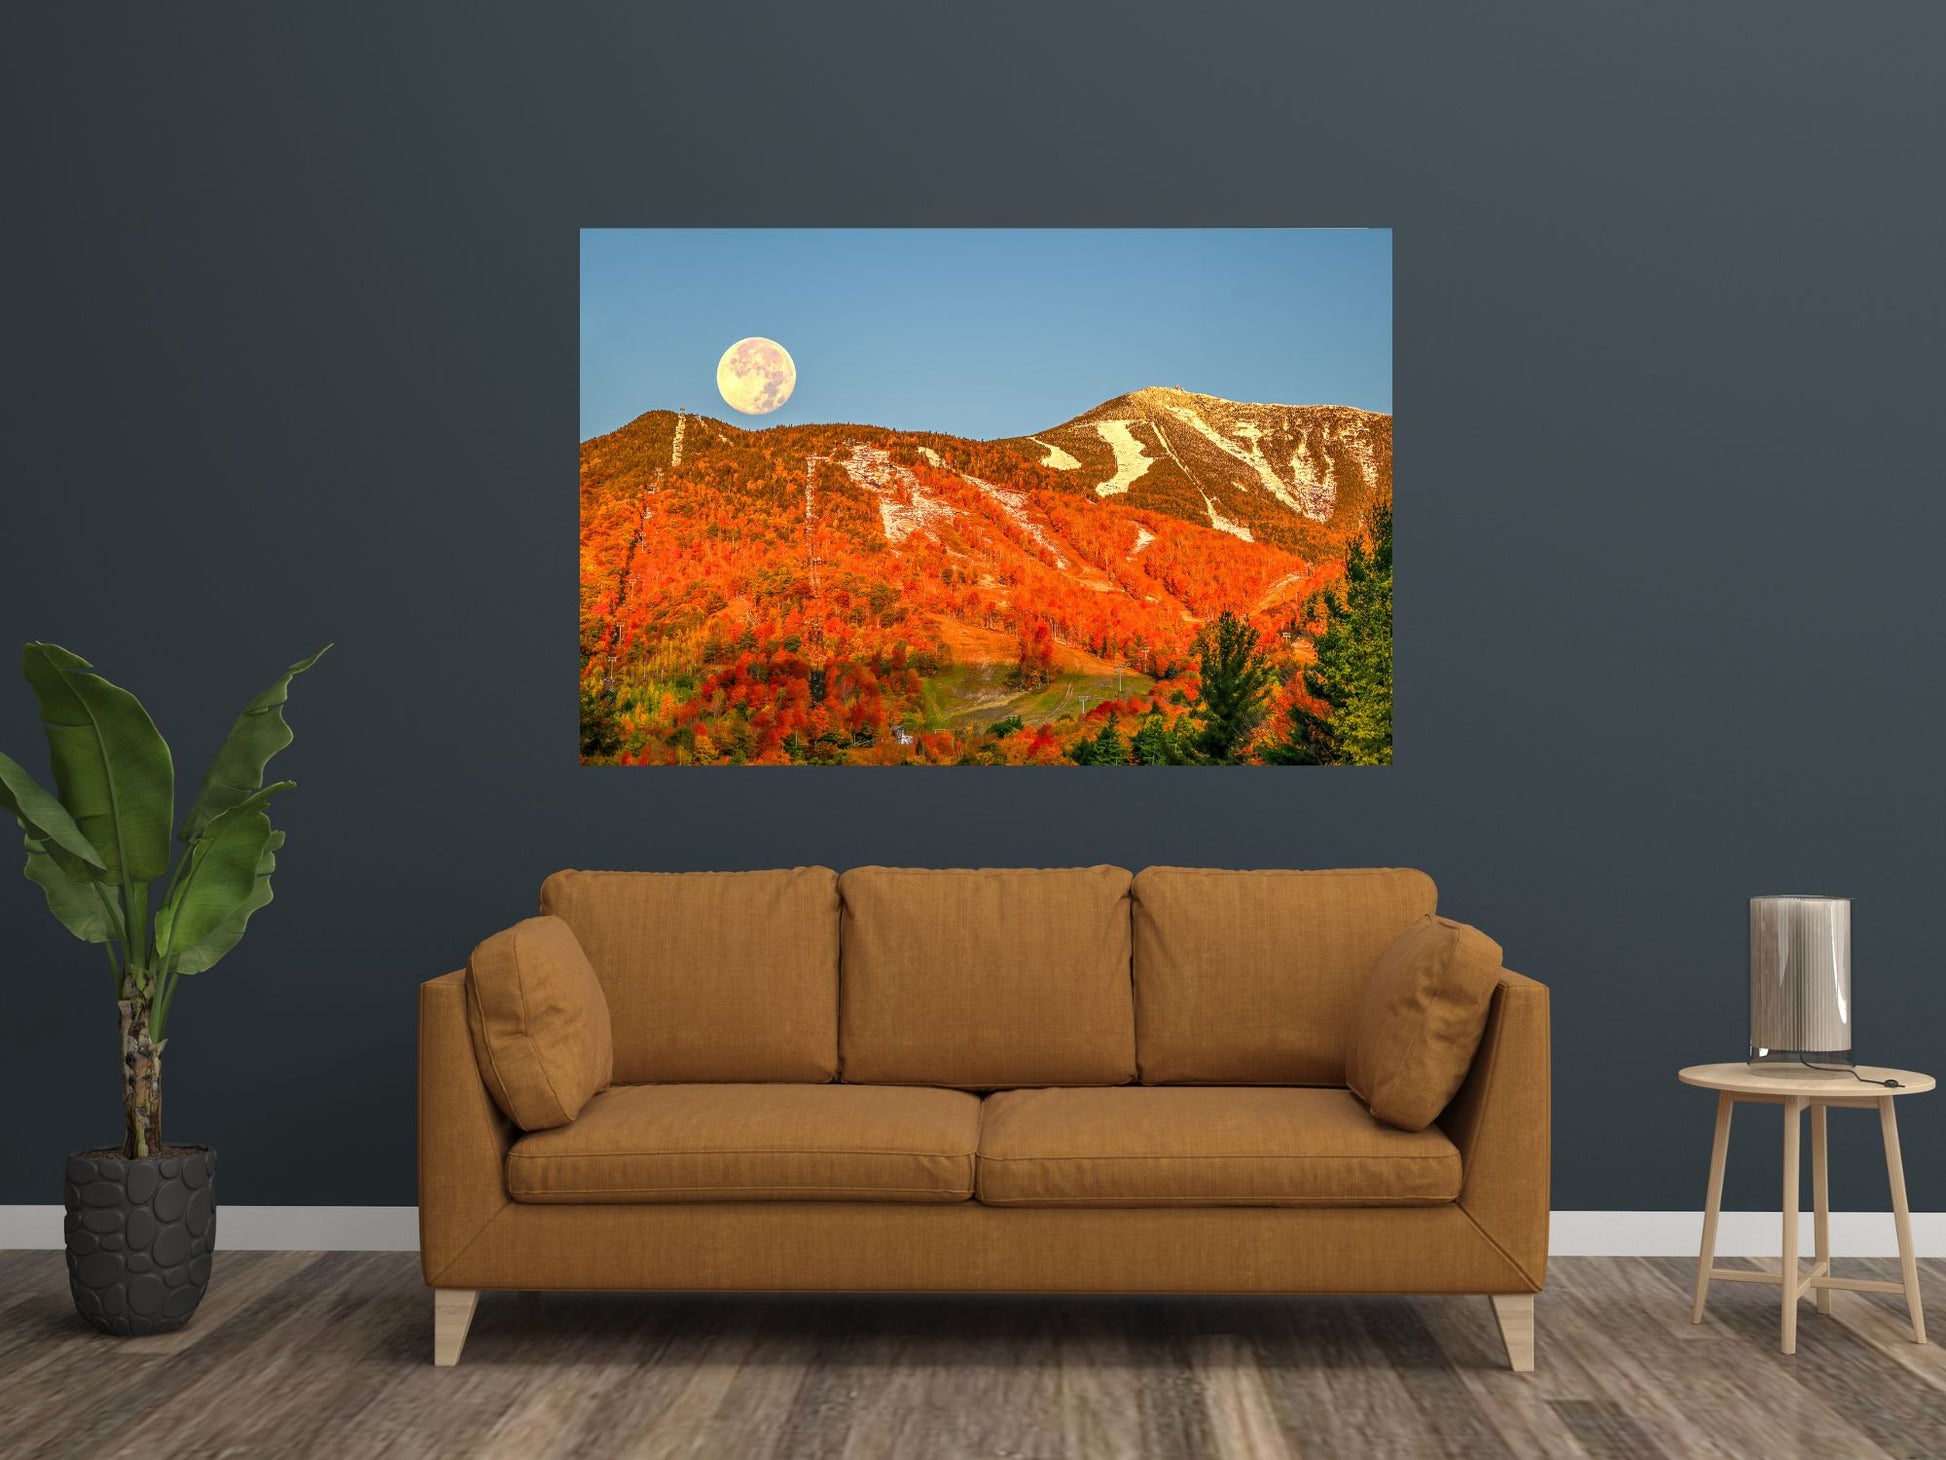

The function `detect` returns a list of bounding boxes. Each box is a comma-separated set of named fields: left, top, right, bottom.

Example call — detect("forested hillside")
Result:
left=579, top=394, right=1392, bottom=766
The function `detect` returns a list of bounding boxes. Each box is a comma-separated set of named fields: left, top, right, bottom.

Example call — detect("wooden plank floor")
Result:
left=0, top=1252, right=1939, bottom=1458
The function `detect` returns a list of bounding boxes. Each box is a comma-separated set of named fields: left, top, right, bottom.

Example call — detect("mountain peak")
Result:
left=1005, top=389, right=1392, bottom=552
left=1118, top=384, right=1386, bottom=418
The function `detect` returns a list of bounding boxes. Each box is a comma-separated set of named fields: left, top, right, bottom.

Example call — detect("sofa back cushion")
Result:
left=1131, top=867, right=1439, bottom=1084
left=838, top=866, right=1135, bottom=1088
left=539, top=868, right=839, bottom=1083
left=466, top=915, right=613, bottom=1130
left=1345, top=914, right=1505, bottom=1131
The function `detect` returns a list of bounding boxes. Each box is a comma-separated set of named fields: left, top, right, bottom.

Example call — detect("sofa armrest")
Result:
left=1437, top=968, right=1550, bottom=1290
left=419, top=970, right=514, bottom=1286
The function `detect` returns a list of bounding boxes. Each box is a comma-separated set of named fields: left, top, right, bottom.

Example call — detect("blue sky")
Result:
left=580, top=229, right=1390, bottom=442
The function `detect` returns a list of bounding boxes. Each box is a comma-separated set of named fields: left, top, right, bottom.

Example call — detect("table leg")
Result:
left=1880, top=1096, right=1927, bottom=1344
left=1781, top=1095, right=1802, bottom=1355
left=1811, top=1102, right=1832, bottom=1315
left=1692, top=1091, right=1735, bottom=1323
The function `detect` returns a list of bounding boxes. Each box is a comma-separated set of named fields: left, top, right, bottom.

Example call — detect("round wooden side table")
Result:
left=1679, top=1062, right=1934, bottom=1354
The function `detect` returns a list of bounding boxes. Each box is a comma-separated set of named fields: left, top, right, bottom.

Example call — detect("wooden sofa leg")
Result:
left=433, top=1289, right=480, bottom=1367
left=1490, top=1294, right=1535, bottom=1372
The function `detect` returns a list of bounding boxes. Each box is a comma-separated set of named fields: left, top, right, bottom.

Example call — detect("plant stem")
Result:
left=123, top=878, right=150, bottom=981
left=153, top=965, right=178, bottom=1042
left=118, top=995, right=165, bottom=1159
left=91, top=883, right=129, bottom=997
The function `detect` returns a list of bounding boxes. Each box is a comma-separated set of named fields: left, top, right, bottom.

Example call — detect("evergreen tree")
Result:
left=1130, top=708, right=1179, bottom=765
left=1069, top=721, right=1130, bottom=765
left=1269, top=500, right=1392, bottom=765
left=1257, top=695, right=1328, bottom=764
left=579, top=684, right=622, bottom=761
left=1184, top=610, right=1277, bottom=763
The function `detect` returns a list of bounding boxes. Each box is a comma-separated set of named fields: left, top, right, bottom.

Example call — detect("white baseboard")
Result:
left=1550, top=1209, right=1946, bottom=1258
left=0, top=1205, right=419, bottom=1251
left=3, top=1206, right=1941, bottom=1257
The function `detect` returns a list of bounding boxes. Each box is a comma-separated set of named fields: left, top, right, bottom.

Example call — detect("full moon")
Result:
left=716, top=336, right=796, bottom=415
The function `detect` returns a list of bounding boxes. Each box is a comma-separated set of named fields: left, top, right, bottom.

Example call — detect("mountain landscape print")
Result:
left=580, top=229, right=1392, bottom=766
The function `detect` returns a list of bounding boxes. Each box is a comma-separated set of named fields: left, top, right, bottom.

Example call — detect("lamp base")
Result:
left=1748, top=1047, right=1853, bottom=1069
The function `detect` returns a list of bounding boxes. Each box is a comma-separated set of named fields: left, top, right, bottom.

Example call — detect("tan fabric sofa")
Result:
left=419, top=867, right=1550, bottom=1368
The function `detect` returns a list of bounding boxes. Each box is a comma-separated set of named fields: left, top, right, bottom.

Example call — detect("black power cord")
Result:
left=1796, top=1055, right=1903, bottom=1088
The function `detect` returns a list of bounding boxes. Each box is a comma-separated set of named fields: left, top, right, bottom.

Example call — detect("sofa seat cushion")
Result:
left=975, top=1087, right=1461, bottom=1208
left=507, top=1083, right=982, bottom=1204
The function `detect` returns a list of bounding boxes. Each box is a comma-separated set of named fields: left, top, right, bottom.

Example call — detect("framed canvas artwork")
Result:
left=580, top=229, right=1391, bottom=766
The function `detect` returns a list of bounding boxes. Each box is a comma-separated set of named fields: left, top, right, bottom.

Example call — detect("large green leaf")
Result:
left=180, top=646, right=329, bottom=844
left=20, top=644, right=174, bottom=885
left=155, top=782, right=290, bottom=975
left=167, top=829, right=282, bottom=976
left=21, top=824, right=120, bottom=944
left=0, top=749, right=105, bottom=874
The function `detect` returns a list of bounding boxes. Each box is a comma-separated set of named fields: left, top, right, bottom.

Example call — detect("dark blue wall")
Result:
left=3, top=2, right=1942, bottom=1212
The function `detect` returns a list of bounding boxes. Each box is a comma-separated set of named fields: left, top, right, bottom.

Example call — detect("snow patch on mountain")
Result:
left=1093, top=419, right=1154, bottom=497
left=842, top=444, right=958, bottom=546
left=917, top=446, right=946, bottom=468
left=1287, top=437, right=1337, bottom=521
left=1030, top=436, right=1080, bottom=471
left=1163, top=405, right=1326, bottom=520
left=1130, top=525, right=1156, bottom=557
left=1201, top=492, right=1253, bottom=542
left=1326, top=420, right=1383, bottom=493
left=959, top=471, right=1068, bottom=569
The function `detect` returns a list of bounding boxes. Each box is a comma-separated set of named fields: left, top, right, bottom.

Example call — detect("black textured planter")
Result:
left=63, top=1147, right=217, bottom=1336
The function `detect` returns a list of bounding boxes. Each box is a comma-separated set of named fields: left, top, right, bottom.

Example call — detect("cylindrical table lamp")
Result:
left=1749, top=895, right=1851, bottom=1068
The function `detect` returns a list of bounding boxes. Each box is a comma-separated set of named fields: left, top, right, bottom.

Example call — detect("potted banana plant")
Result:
left=0, top=642, right=326, bottom=1335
